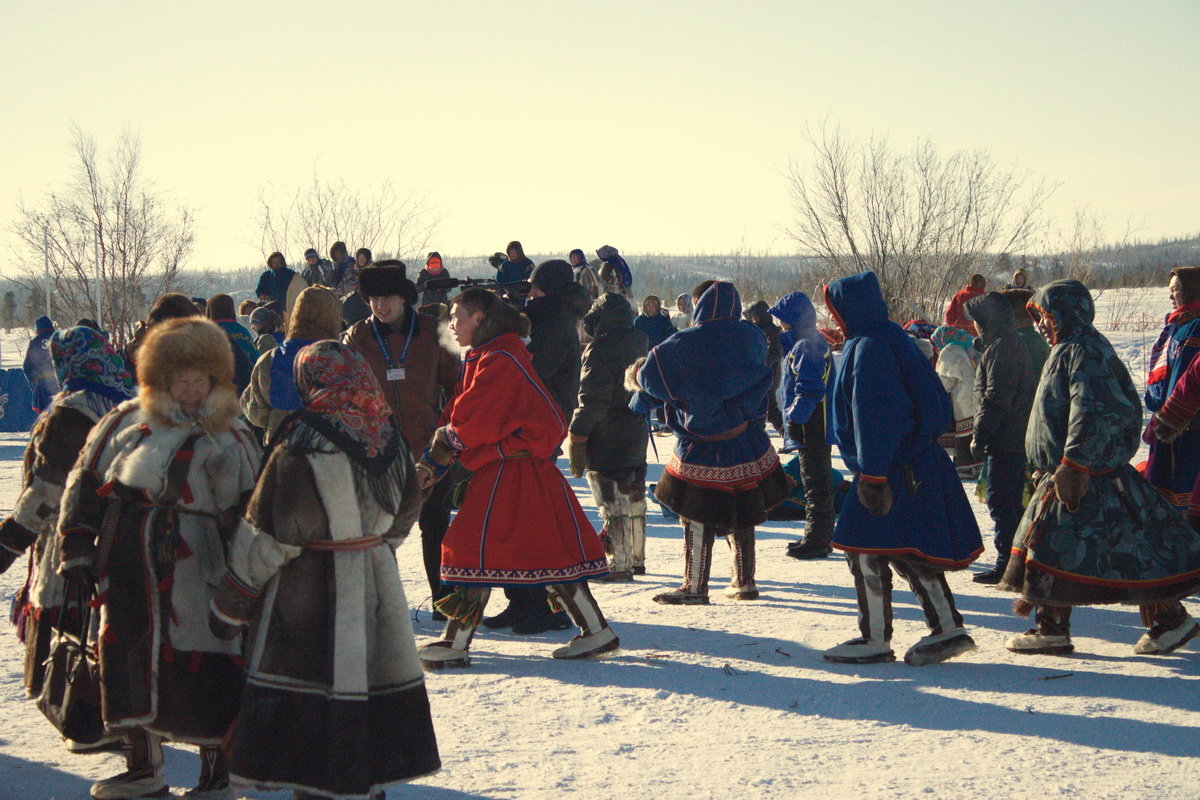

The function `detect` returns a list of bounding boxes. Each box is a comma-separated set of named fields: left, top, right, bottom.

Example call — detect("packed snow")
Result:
left=0, top=287, right=1196, bottom=800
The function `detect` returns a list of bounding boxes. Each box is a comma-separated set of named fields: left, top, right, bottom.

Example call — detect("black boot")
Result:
left=786, top=537, right=833, bottom=560
left=183, top=745, right=230, bottom=798
left=972, top=558, right=1009, bottom=584
left=511, top=601, right=572, bottom=635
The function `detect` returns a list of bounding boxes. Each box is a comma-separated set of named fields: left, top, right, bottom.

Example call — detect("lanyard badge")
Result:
left=372, top=311, right=417, bottom=381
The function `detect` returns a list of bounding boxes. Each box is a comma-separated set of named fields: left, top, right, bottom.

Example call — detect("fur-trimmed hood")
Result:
left=136, top=317, right=240, bottom=432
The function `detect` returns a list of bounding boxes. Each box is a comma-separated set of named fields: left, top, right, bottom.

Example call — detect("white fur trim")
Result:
left=227, top=519, right=303, bottom=590
left=13, top=475, right=64, bottom=535
left=308, top=453, right=370, bottom=696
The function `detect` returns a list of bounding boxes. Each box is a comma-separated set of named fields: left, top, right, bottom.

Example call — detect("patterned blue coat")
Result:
left=825, top=272, right=982, bottom=568
left=631, top=281, right=779, bottom=491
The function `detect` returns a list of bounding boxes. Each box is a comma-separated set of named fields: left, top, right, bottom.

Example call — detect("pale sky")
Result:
left=2, top=1, right=1197, bottom=273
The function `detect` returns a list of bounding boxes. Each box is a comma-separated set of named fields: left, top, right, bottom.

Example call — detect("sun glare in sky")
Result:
left=3, top=1, right=1197, bottom=271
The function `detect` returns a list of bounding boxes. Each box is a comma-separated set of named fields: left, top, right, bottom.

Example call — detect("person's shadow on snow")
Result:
left=437, top=574, right=1200, bottom=760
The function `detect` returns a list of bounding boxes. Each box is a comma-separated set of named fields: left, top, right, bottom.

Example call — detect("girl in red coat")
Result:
left=417, top=288, right=618, bottom=668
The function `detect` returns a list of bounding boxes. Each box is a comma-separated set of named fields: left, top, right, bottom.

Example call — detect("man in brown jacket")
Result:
left=343, top=260, right=461, bottom=611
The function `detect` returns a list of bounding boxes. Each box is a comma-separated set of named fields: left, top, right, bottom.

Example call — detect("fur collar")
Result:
left=139, top=384, right=241, bottom=433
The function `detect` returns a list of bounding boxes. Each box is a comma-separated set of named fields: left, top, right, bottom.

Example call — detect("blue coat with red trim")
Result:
left=825, top=272, right=981, bottom=568
left=440, top=333, right=607, bottom=586
left=1144, top=300, right=1200, bottom=508
left=631, top=281, right=780, bottom=491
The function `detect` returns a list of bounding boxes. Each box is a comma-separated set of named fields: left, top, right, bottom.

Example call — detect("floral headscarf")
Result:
left=288, top=341, right=406, bottom=513
left=930, top=324, right=979, bottom=368
left=49, top=326, right=136, bottom=416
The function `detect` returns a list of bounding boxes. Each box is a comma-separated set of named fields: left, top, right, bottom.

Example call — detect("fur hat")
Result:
left=287, top=286, right=343, bottom=340
left=136, top=317, right=239, bottom=432
left=358, top=263, right=418, bottom=305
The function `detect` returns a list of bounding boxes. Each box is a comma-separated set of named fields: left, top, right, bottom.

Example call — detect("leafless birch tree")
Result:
left=9, top=126, right=194, bottom=341
left=254, top=173, right=438, bottom=265
left=785, top=126, right=1053, bottom=320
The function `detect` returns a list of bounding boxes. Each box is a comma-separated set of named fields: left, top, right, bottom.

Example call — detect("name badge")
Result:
left=387, top=367, right=406, bottom=381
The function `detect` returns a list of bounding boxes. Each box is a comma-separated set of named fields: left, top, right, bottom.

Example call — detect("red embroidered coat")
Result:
left=440, top=333, right=608, bottom=586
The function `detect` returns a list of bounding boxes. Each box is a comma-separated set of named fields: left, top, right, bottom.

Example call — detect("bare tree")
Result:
left=254, top=173, right=438, bottom=265
left=9, top=126, right=194, bottom=342
left=785, top=125, right=1053, bottom=320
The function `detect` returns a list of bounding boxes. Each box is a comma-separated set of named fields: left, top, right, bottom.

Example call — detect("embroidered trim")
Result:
left=665, top=448, right=780, bottom=488
left=444, top=425, right=466, bottom=452
left=441, top=558, right=610, bottom=585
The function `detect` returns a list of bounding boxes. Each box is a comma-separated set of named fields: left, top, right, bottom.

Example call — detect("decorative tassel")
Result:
left=434, top=588, right=487, bottom=627
left=1013, top=599, right=1034, bottom=617
left=1139, top=603, right=1159, bottom=628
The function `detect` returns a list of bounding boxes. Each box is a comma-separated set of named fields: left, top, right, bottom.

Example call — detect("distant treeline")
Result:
left=4, top=235, right=1195, bottom=330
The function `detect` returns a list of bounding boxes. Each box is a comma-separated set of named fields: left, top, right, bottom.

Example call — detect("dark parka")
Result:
left=526, top=265, right=592, bottom=418
left=570, top=294, right=650, bottom=477
left=965, top=291, right=1038, bottom=455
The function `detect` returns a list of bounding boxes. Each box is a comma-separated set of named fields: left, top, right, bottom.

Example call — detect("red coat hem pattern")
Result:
left=441, top=558, right=610, bottom=586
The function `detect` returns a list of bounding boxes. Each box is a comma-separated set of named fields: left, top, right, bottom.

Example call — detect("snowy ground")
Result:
left=1, top=288, right=1198, bottom=800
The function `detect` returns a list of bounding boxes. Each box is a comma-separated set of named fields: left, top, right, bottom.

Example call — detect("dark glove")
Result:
left=1052, top=463, right=1090, bottom=511
left=786, top=422, right=805, bottom=445
left=60, top=563, right=93, bottom=588
left=857, top=479, right=894, bottom=516
left=0, top=547, right=18, bottom=575
left=208, top=609, right=243, bottom=641
left=567, top=435, right=588, bottom=479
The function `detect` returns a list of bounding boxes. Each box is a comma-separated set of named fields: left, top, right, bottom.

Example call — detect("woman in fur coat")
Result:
left=0, top=327, right=135, bottom=747
left=211, top=341, right=439, bottom=800
left=57, top=317, right=261, bottom=800
left=417, top=288, right=617, bottom=668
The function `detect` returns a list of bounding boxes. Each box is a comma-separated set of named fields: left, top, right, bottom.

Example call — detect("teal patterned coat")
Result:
left=1001, top=280, right=1200, bottom=604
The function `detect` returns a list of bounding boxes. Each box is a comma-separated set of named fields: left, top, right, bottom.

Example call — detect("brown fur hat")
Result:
left=287, top=286, right=343, bottom=340
left=136, top=317, right=240, bottom=432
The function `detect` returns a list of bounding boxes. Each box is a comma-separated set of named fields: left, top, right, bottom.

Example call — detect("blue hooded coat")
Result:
left=632, top=282, right=780, bottom=493
left=23, top=317, right=59, bottom=414
left=768, top=292, right=829, bottom=427
left=825, top=272, right=982, bottom=567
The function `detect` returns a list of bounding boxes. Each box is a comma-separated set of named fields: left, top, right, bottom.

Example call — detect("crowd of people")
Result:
left=2, top=244, right=1200, bottom=799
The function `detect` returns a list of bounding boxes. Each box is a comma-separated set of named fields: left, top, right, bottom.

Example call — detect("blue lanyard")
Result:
left=371, top=310, right=416, bottom=369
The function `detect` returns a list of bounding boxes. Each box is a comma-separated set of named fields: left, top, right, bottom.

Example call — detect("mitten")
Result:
left=857, top=479, right=894, bottom=516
